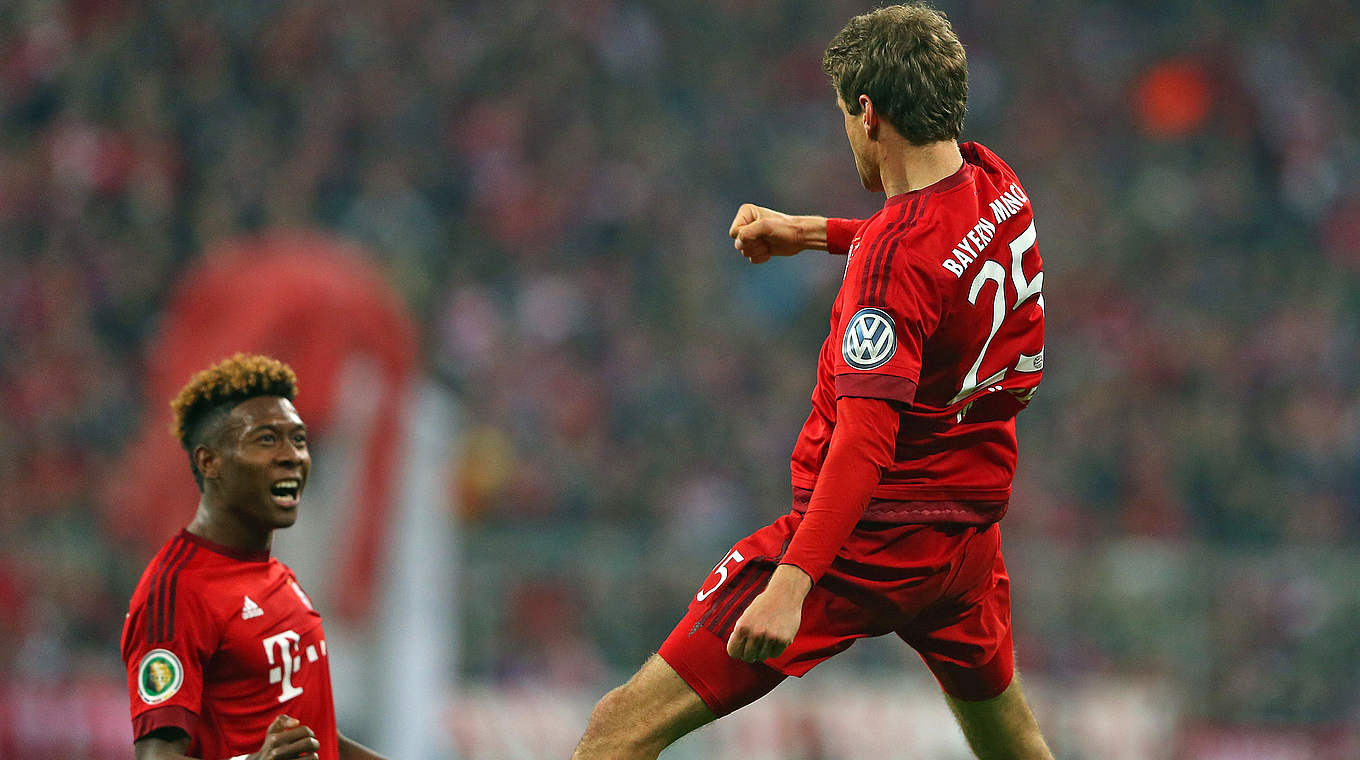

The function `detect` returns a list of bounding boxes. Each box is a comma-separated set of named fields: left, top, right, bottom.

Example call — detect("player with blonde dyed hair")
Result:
left=171, top=354, right=301, bottom=489
left=122, top=354, right=388, bottom=760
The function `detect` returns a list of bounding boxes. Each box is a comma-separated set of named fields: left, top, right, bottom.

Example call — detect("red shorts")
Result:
left=658, top=512, right=1013, bottom=717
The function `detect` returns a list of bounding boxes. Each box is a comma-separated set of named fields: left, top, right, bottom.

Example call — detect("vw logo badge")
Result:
left=842, top=307, right=897, bottom=370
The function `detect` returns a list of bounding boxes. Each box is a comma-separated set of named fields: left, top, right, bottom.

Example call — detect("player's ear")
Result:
left=858, top=94, right=878, bottom=138
left=195, top=445, right=221, bottom=481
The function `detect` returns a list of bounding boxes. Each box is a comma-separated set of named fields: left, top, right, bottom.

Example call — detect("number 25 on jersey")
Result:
left=949, top=220, right=1044, bottom=418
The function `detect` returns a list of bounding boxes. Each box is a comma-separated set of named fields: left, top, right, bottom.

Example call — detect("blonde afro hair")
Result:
left=170, top=354, right=299, bottom=486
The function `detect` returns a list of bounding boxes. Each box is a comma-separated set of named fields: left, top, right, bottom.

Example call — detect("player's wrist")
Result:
left=770, top=562, right=814, bottom=596
left=793, top=215, right=829, bottom=251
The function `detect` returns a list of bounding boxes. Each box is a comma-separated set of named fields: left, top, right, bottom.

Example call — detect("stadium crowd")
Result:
left=0, top=0, right=1356, bottom=752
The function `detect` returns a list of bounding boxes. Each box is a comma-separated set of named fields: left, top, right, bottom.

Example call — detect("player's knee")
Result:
left=582, top=685, right=624, bottom=733
left=580, top=684, right=654, bottom=751
left=590, top=684, right=629, bottom=723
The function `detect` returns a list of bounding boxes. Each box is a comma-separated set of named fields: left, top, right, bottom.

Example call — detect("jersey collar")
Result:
left=179, top=528, right=272, bottom=562
left=884, top=158, right=972, bottom=207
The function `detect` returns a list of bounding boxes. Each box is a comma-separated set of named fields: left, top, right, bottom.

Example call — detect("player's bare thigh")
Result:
left=573, top=655, right=716, bottom=760
left=945, top=675, right=1054, bottom=760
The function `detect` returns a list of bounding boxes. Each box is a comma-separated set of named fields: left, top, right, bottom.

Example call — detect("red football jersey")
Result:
left=790, top=142, right=1045, bottom=522
left=121, top=530, right=340, bottom=760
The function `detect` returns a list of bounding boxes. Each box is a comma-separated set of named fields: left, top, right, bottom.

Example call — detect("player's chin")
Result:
left=267, top=504, right=301, bottom=527
left=265, top=490, right=303, bottom=523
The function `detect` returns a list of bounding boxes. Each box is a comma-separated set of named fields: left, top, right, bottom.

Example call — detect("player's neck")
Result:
left=187, top=497, right=274, bottom=554
left=878, top=139, right=963, bottom=197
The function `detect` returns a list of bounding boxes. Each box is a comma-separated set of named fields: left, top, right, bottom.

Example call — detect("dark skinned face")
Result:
left=199, top=396, right=310, bottom=533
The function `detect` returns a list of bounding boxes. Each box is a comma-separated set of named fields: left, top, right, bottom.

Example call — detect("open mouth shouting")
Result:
left=270, top=478, right=303, bottom=508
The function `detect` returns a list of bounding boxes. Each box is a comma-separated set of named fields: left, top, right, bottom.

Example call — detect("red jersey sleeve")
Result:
left=826, top=218, right=865, bottom=256
left=780, top=396, right=899, bottom=582
left=833, top=221, right=945, bottom=406
left=121, top=560, right=220, bottom=742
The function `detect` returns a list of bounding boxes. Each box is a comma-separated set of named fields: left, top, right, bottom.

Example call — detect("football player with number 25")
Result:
left=574, top=4, right=1053, bottom=759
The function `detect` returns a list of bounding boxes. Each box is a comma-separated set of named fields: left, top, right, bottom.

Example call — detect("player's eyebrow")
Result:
left=245, top=421, right=307, bottom=435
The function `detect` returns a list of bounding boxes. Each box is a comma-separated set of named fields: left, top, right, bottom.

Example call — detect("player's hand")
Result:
left=729, top=203, right=808, bottom=263
left=726, top=565, right=811, bottom=662
left=250, top=714, right=320, bottom=760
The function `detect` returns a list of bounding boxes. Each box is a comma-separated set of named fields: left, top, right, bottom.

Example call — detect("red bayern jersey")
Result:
left=121, top=529, right=340, bottom=760
left=790, top=141, right=1044, bottom=523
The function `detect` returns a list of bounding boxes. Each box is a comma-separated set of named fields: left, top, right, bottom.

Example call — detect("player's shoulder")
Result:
left=131, top=545, right=199, bottom=610
left=129, top=531, right=269, bottom=608
left=125, top=536, right=234, bottom=652
left=960, top=141, right=1028, bottom=197
left=131, top=532, right=195, bottom=593
left=852, top=183, right=941, bottom=262
left=857, top=143, right=1030, bottom=277
left=960, top=141, right=1017, bottom=175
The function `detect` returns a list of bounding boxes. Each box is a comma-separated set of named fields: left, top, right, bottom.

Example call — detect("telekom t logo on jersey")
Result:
left=263, top=630, right=304, bottom=702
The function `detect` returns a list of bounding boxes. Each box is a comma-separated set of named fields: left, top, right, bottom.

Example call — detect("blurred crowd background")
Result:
left=1, top=0, right=1358, bottom=757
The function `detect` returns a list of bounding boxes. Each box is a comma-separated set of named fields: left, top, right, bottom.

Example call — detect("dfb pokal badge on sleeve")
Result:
left=137, top=649, right=184, bottom=704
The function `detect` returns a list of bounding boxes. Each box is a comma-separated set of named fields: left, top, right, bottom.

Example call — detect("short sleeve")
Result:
left=833, top=236, right=944, bottom=405
left=121, top=580, right=218, bottom=742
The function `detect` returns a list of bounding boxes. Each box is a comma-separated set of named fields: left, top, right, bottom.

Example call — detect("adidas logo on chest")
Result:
left=241, top=595, right=263, bottom=620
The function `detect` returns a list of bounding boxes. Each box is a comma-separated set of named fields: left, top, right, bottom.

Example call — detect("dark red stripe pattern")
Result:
left=859, top=198, right=924, bottom=307
left=875, top=197, right=924, bottom=305
left=147, top=535, right=185, bottom=645
left=857, top=202, right=910, bottom=305
left=146, top=536, right=198, bottom=645
left=696, top=561, right=765, bottom=635
left=699, top=533, right=799, bottom=638
left=714, top=570, right=773, bottom=637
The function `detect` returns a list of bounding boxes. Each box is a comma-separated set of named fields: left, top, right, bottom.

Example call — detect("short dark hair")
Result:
left=822, top=3, right=968, bottom=145
left=170, top=353, right=299, bottom=489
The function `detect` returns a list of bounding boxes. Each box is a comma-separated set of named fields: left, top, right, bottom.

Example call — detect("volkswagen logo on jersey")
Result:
left=842, top=307, right=897, bottom=370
